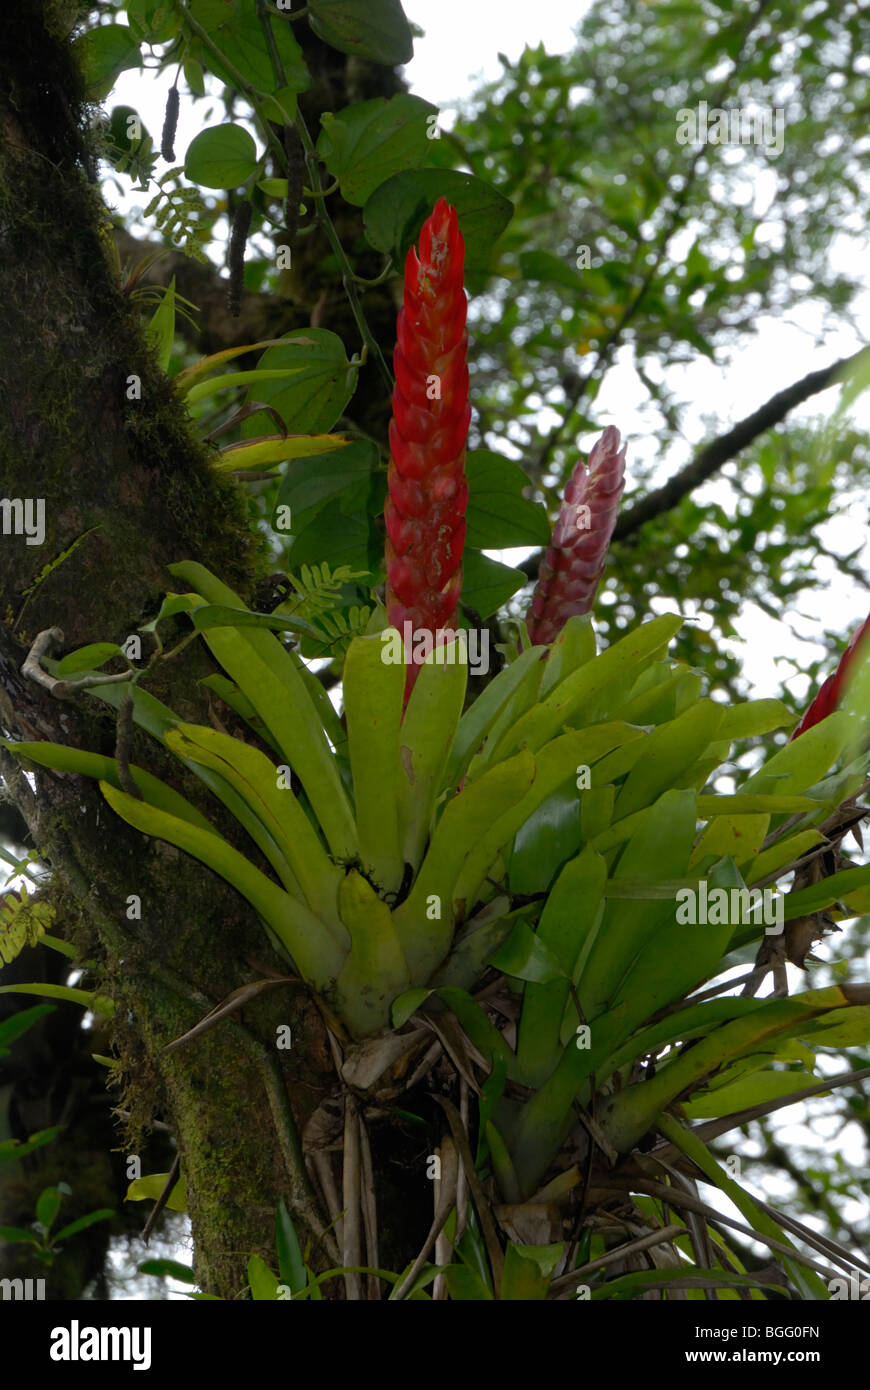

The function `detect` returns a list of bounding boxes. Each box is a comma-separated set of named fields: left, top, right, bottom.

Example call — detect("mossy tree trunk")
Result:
left=0, top=1, right=357, bottom=1299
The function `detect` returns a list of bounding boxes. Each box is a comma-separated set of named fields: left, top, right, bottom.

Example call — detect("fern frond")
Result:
left=143, top=169, right=209, bottom=263
left=270, top=564, right=371, bottom=658
left=0, top=885, right=54, bottom=966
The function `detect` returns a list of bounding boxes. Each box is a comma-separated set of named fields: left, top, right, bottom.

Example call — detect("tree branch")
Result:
left=517, top=347, right=869, bottom=587
left=613, top=346, right=870, bottom=543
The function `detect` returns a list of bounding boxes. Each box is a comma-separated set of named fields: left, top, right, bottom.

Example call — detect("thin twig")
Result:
left=549, top=1224, right=686, bottom=1297
left=21, top=627, right=134, bottom=700
left=390, top=1136, right=458, bottom=1302
left=357, top=1113, right=380, bottom=1300
left=161, top=975, right=298, bottom=1054
left=341, top=1094, right=363, bottom=1301
left=114, top=689, right=142, bottom=800
left=142, top=1152, right=181, bottom=1243
left=308, top=1152, right=343, bottom=1250
left=594, top=1171, right=835, bottom=1282
left=432, top=1094, right=504, bottom=1293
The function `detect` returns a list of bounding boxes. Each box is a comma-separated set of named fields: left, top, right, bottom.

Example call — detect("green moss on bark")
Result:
left=0, top=2, right=337, bottom=1299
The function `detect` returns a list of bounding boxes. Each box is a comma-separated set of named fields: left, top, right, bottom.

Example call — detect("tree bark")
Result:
left=0, top=1, right=342, bottom=1299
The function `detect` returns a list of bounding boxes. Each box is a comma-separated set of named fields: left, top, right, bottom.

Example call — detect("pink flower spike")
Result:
left=527, top=426, right=626, bottom=645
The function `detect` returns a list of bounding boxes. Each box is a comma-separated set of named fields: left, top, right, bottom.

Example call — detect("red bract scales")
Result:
left=791, top=612, right=870, bottom=739
left=384, top=197, right=470, bottom=696
left=527, top=425, right=626, bottom=645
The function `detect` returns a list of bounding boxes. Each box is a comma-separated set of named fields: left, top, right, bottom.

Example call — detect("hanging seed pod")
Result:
left=282, top=124, right=305, bottom=244
left=527, top=426, right=626, bottom=645
left=161, top=84, right=180, bottom=162
left=384, top=197, right=470, bottom=701
left=227, top=199, right=252, bottom=318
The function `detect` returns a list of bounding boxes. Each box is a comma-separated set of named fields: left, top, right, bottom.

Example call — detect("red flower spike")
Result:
left=384, top=198, right=470, bottom=699
left=527, top=426, right=626, bottom=645
left=791, top=612, right=870, bottom=739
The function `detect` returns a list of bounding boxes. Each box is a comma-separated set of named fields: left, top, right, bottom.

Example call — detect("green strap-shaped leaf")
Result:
left=168, top=562, right=357, bottom=860
left=682, top=1067, right=820, bottom=1120
left=799, top=1004, right=870, bottom=1049
left=585, top=734, right=649, bottom=791
left=393, top=751, right=536, bottom=983
left=146, top=276, right=175, bottom=372
left=191, top=605, right=321, bottom=641
left=499, top=1241, right=564, bottom=1300
left=509, top=788, right=698, bottom=1194
left=173, top=339, right=292, bottom=396
left=213, top=434, right=350, bottom=473
left=343, top=633, right=405, bottom=893
left=195, top=638, right=350, bottom=848
left=607, top=661, right=684, bottom=726
left=99, top=781, right=345, bottom=990
left=198, top=675, right=282, bottom=756
left=741, top=710, right=853, bottom=796
left=165, top=724, right=344, bottom=932
left=392, top=985, right=514, bottom=1070
left=1, top=739, right=213, bottom=832
left=537, top=614, right=596, bottom=698
left=744, top=829, right=824, bottom=885
left=493, top=614, right=683, bottom=760
left=715, top=699, right=793, bottom=740
left=453, top=724, right=637, bottom=912
left=599, top=853, right=745, bottom=1048
left=515, top=847, right=607, bottom=1090
left=598, top=984, right=870, bottom=1155
left=247, top=1254, right=280, bottom=1302
left=696, top=793, right=816, bottom=816
left=86, top=681, right=302, bottom=891
left=689, top=813, right=770, bottom=872
left=443, top=1265, right=494, bottom=1301
left=53, top=1209, right=115, bottom=1243
left=464, top=653, right=551, bottom=782
left=613, top=699, right=724, bottom=821
left=656, top=1113, right=829, bottom=1300
left=289, top=648, right=347, bottom=753
left=0, top=1005, right=55, bottom=1056
left=396, top=642, right=468, bottom=872
left=581, top=789, right=698, bottom=1021
left=430, top=896, right=519, bottom=990
left=485, top=1124, right=523, bottom=1206
left=126, top=1172, right=187, bottom=1212
left=489, top=920, right=567, bottom=985
left=0, top=983, right=113, bottom=1016
left=785, top=862, right=870, bottom=919
left=446, top=642, right=546, bottom=789
left=333, top=870, right=410, bottom=1037
left=588, top=1267, right=787, bottom=1300
left=275, top=1201, right=308, bottom=1296
left=597, top=996, right=768, bottom=1080
left=580, top=784, right=614, bottom=843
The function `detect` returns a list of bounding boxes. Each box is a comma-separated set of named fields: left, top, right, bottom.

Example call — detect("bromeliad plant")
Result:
left=8, top=202, right=870, bottom=1301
